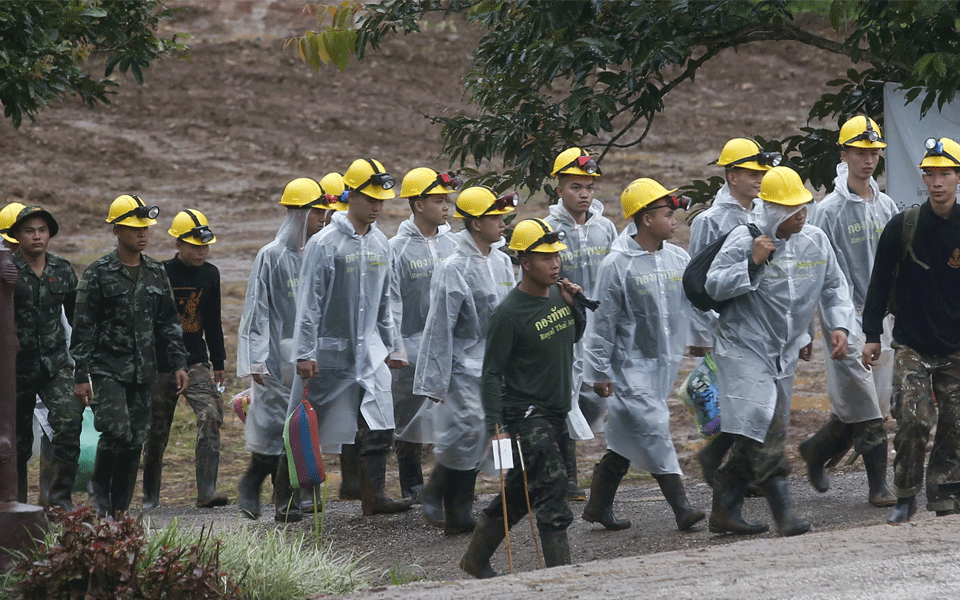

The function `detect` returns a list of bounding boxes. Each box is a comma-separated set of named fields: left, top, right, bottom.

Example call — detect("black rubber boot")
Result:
left=762, top=476, right=810, bottom=537
left=359, top=453, right=414, bottom=516
left=339, top=443, right=361, bottom=500
left=196, top=446, right=229, bottom=508
left=582, top=455, right=631, bottom=531
left=38, top=435, right=53, bottom=508
left=397, top=441, right=424, bottom=504
left=274, top=454, right=302, bottom=523
left=708, top=471, right=769, bottom=535
left=421, top=463, right=450, bottom=528
left=444, top=469, right=478, bottom=535
left=300, top=486, right=321, bottom=514
left=862, top=444, right=896, bottom=507
left=110, top=445, right=142, bottom=517
left=141, top=441, right=162, bottom=510
left=16, top=454, right=28, bottom=504
left=654, top=473, right=705, bottom=531
left=91, top=445, right=116, bottom=518
left=887, top=495, right=917, bottom=524
left=560, top=437, right=586, bottom=501
left=538, top=524, right=571, bottom=568
left=47, top=456, right=79, bottom=513
left=460, top=511, right=506, bottom=579
left=798, top=416, right=848, bottom=493
left=238, top=453, right=278, bottom=520
left=698, top=433, right=733, bottom=489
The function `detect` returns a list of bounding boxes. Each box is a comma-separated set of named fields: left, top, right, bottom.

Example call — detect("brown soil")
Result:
left=2, top=1, right=905, bottom=593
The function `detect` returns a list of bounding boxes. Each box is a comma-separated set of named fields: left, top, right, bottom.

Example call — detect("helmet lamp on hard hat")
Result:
left=423, top=172, right=463, bottom=195
left=109, top=194, right=159, bottom=225
left=838, top=116, right=886, bottom=149
left=920, top=137, right=960, bottom=169
left=727, top=151, right=782, bottom=169
left=551, top=148, right=602, bottom=177
left=354, top=159, right=396, bottom=193
left=169, top=209, right=216, bottom=244
left=559, top=154, right=599, bottom=176
left=524, top=228, right=566, bottom=252
left=507, top=218, right=568, bottom=253
left=488, top=191, right=519, bottom=214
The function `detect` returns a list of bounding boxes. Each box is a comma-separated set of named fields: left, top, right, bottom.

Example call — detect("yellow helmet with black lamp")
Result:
left=838, top=116, right=886, bottom=149
left=343, top=158, right=397, bottom=200
left=758, top=166, right=813, bottom=206
left=508, top=218, right=568, bottom=253
left=0, top=202, right=26, bottom=243
left=400, top=167, right=463, bottom=199
left=454, top=186, right=518, bottom=218
left=919, top=137, right=960, bottom=169
left=107, top=194, right=159, bottom=227
left=715, top=138, right=781, bottom=171
left=551, top=147, right=601, bottom=178
left=10, top=205, right=59, bottom=239
left=620, top=178, right=687, bottom=219
left=168, top=209, right=216, bottom=245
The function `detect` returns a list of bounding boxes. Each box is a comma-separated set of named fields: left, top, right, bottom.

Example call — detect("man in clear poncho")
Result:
left=706, top=166, right=855, bottom=537
left=582, top=178, right=705, bottom=533
left=291, top=158, right=413, bottom=518
left=236, top=176, right=341, bottom=521
left=414, top=186, right=516, bottom=534
left=543, top=147, right=615, bottom=501
left=389, top=167, right=459, bottom=502
left=801, top=116, right=898, bottom=508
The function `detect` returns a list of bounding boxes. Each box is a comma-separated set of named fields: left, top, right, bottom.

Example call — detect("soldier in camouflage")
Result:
left=71, top=195, right=188, bottom=517
left=9, top=205, right=79, bottom=508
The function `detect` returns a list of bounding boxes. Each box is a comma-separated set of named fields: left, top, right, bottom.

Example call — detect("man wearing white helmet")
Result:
left=706, top=166, right=854, bottom=537
left=800, top=116, right=898, bottom=508
left=543, top=147, right=616, bottom=501
left=292, top=158, right=413, bottom=518
left=389, top=167, right=459, bottom=503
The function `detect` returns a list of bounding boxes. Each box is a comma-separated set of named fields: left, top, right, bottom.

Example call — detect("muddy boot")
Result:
left=460, top=511, right=506, bottom=579
left=698, top=433, right=733, bottom=489
left=560, top=437, right=586, bottom=502
left=300, top=486, right=322, bottom=514
left=238, top=453, right=278, bottom=520
left=274, top=454, right=302, bottom=523
left=538, top=524, right=571, bottom=568
left=396, top=441, right=424, bottom=504
left=38, top=435, right=53, bottom=508
left=708, top=471, right=769, bottom=535
left=47, top=456, right=79, bottom=513
left=91, top=445, right=116, bottom=518
left=798, top=416, right=848, bottom=493
left=654, top=473, right=705, bottom=531
left=110, top=445, right=142, bottom=517
left=762, top=476, right=810, bottom=537
left=196, top=447, right=229, bottom=508
left=339, top=443, right=361, bottom=500
left=141, top=441, right=163, bottom=510
left=444, top=469, right=478, bottom=535
left=582, top=453, right=631, bottom=530
left=862, top=444, right=896, bottom=507
left=359, top=453, right=414, bottom=516
left=421, top=463, right=450, bottom=528
left=888, top=495, right=917, bottom=524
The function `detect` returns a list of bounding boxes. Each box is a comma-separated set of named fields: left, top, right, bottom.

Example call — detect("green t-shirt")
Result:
left=481, top=284, right=584, bottom=437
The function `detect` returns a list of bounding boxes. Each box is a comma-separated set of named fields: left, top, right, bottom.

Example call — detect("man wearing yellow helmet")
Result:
left=142, top=209, right=228, bottom=511
left=389, top=167, right=459, bottom=504
left=545, top=147, right=617, bottom=502
left=461, top=218, right=584, bottom=578
left=863, top=136, right=960, bottom=523
left=705, top=166, right=854, bottom=537
left=582, top=179, right=705, bottom=534
left=799, top=116, right=898, bottom=509
left=414, top=185, right=516, bottom=534
left=71, top=195, right=189, bottom=517
left=0, top=202, right=26, bottom=251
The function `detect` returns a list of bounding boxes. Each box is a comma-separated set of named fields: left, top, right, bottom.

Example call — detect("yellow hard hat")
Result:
left=919, top=137, right=960, bottom=169
left=838, top=116, right=886, bottom=149
left=551, top=147, right=602, bottom=178
left=0, top=202, right=26, bottom=243
left=758, top=166, right=813, bottom=206
left=318, top=172, right=349, bottom=211
left=168, top=209, right=216, bottom=245
left=343, top=158, right=397, bottom=200
left=107, top=194, right=159, bottom=227
left=399, top=167, right=462, bottom=198
left=716, top=138, right=780, bottom=171
left=280, top=178, right=323, bottom=207
left=454, top=186, right=518, bottom=218
left=508, top=218, right=568, bottom=253
left=620, top=178, right=678, bottom=218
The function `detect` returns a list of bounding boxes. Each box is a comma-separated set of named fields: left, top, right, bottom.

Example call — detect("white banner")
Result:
left=884, top=82, right=960, bottom=208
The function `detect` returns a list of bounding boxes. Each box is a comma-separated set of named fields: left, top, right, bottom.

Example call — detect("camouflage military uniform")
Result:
left=12, top=251, right=79, bottom=496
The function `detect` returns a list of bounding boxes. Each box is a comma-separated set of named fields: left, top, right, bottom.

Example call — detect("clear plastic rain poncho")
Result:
left=688, top=182, right=763, bottom=346
left=584, top=223, right=690, bottom=474
left=388, top=217, right=457, bottom=443
left=236, top=208, right=310, bottom=455
left=545, top=198, right=617, bottom=438
left=289, top=211, right=399, bottom=452
left=706, top=201, right=856, bottom=442
left=413, top=229, right=515, bottom=471
left=811, top=162, right=900, bottom=420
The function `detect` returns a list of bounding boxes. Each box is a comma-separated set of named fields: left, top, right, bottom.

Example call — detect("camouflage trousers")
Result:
left=718, top=389, right=792, bottom=487
left=17, top=365, right=82, bottom=464
left=890, top=345, right=960, bottom=510
left=146, top=364, right=224, bottom=460
left=481, top=413, right=573, bottom=532
left=89, top=375, right=152, bottom=452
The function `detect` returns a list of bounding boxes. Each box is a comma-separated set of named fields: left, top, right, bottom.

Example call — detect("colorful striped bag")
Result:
left=283, top=385, right=326, bottom=489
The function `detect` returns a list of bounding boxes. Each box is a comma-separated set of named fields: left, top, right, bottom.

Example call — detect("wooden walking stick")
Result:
left=515, top=435, right=544, bottom=569
left=496, top=425, right=514, bottom=574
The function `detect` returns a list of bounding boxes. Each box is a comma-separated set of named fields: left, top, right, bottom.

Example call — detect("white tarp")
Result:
left=884, top=82, right=960, bottom=208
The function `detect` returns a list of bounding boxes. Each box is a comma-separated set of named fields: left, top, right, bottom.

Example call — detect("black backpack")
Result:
left=683, top=222, right=764, bottom=313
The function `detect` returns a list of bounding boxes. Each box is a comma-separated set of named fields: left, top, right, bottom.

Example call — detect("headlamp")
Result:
left=181, top=225, right=215, bottom=244
left=728, top=151, right=782, bottom=169
left=355, top=172, right=396, bottom=193
left=846, top=119, right=882, bottom=145
left=305, top=193, right=345, bottom=208
left=525, top=228, right=566, bottom=252
left=482, top=191, right=519, bottom=215
left=922, top=137, right=960, bottom=167
left=112, top=195, right=160, bottom=224
left=639, top=195, right=690, bottom=214
left=559, top=154, right=600, bottom=176
left=423, top=172, right=464, bottom=196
